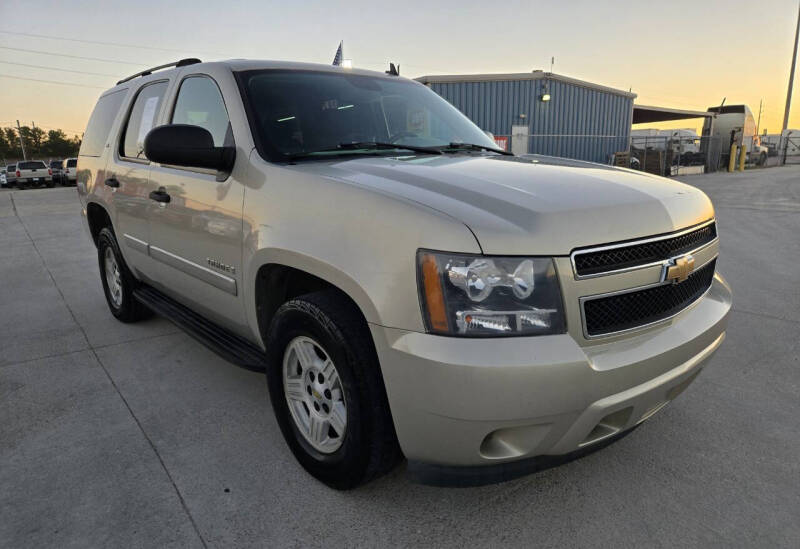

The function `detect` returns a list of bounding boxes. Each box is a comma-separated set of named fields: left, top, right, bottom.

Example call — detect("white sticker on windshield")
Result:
left=137, top=96, right=160, bottom=148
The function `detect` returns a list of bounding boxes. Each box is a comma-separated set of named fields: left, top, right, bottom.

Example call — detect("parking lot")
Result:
left=1, top=167, right=798, bottom=548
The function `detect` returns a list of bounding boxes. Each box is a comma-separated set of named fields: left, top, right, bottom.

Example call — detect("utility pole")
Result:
left=783, top=2, right=800, bottom=132
left=756, top=99, right=763, bottom=135
left=16, top=120, right=27, bottom=161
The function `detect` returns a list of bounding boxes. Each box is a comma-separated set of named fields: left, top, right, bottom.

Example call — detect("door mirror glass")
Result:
left=144, top=124, right=235, bottom=171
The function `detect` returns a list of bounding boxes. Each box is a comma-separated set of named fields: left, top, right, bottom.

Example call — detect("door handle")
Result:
left=149, top=188, right=171, bottom=203
left=104, top=177, right=120, bottom=188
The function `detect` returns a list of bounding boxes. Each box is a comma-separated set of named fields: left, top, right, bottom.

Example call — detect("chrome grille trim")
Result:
left=570, top=219, right=717, bottom=279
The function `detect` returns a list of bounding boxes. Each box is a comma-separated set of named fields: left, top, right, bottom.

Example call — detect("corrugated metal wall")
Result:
left=429, top=78, right=633, bottom=163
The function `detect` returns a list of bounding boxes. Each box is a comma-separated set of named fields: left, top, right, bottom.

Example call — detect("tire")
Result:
left=266, top=290, right=401, bottom=489
left=46, top=179, right=55, bottom=188
left=759, top=153, right=767, bottom=167
left=97, top=227, right=152, bottom=322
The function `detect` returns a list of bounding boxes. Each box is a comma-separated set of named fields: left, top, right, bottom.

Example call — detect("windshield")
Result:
left=19, top=161, right=46, bottom=169
left=238, top=69, right=497, bottom=160
left=66, top=159, right=77, bottom=167
left=50, top=161, right=63, bottom=168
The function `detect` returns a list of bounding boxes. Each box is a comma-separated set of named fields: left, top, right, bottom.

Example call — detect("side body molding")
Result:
left=123, top=233, right=237, bottom=295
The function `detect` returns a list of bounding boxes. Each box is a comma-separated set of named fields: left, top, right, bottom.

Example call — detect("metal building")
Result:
left=416, top=71, right=636, bottom=163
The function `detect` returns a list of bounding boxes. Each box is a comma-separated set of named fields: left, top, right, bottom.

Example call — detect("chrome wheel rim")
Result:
left=104, top=247, right=123, bottom=308
left=282, top=336, right=347, bottom=454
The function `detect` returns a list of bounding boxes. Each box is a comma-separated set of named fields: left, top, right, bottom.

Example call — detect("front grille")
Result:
left=583, top=259, right=716, bottom=336
left=573, top=222, right=716, bottom=277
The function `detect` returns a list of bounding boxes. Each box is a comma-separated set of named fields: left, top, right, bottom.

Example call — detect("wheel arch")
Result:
left=86, top=200, right=113, bottom=246
left=247, top=249, right=382, bottom=348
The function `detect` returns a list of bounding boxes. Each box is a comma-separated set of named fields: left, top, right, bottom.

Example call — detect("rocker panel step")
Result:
left=133, top=285, right=266, bottom=371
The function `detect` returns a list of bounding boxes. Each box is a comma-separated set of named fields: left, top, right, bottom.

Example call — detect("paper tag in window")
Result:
left=137, top=96, right=160, bottom=147
left=407, top=109, right=428, bottom=133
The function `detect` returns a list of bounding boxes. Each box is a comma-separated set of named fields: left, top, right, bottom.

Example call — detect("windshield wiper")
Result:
left=438, top=142, right=513, bottom=156
left=287, top=141, right=443, bottom=160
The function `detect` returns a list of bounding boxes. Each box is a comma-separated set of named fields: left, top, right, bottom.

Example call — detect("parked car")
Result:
left=61, top=158, right=76, bottom=185
left=0, top=171, right=6, bottom=187
left=77, top=59, right=731, bottom=489
left=5, top=164, right=16, bottom=187
left=49, top=160, right=64, bottom=185
left=15, top=160, right=53, bottom=189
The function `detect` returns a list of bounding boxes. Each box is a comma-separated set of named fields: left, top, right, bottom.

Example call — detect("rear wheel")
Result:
left=266, top=291, right=401, bottom=489
left=97, top=227, right=151, bottom=322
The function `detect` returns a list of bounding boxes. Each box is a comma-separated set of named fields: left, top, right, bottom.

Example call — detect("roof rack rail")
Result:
left=117, top=58, right=202, bottom=85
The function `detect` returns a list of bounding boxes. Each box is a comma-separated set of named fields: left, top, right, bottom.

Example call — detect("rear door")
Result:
left=147, top=73, right=247, bottom=331
left=107, top=80, right=171, bottom=281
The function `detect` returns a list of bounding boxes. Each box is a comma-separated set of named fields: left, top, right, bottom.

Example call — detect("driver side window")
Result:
left=171, top=76, right=230, bottom=146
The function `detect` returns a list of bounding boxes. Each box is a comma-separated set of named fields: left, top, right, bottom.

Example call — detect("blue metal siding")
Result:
left=430, top=78, right=632, bottom=163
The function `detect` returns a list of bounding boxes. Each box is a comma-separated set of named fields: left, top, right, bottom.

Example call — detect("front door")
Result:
left=147, top=75, right=246, bottom=332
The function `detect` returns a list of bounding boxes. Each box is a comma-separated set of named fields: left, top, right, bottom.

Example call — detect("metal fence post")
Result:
left=644, top=137, right=648, bottom=174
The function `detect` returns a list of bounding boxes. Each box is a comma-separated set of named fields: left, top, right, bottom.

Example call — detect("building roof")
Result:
left=415, top=71, right=637, bottom=99
left=633, top=104, right=715, bottom=124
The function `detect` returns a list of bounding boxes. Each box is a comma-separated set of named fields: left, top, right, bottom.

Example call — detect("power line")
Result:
left=0, top=73, right=106, bottom=89
left=0, top=45, right=147, bottom=66
left=0, top=61, right=120, bottom=78
left=0, top=30, right=230, bottom=57
left=0, top=120, right=85, bottom=134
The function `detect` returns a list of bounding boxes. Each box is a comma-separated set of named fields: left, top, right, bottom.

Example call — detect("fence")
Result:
left=760, top=134, right=800, bottom=166
left=503, top=131, right=800, bottom=175
left=629, top=135, right=722, bottom=176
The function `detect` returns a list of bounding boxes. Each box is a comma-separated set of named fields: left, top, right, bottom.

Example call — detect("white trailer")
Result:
left=704, top=105, right=769, bottom=165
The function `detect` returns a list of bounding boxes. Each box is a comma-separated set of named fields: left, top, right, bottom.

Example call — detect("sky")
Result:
left=1, top=0, right=798, bottom=137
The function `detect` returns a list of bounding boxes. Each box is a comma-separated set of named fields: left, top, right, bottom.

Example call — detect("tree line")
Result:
left=0, top=126, right=82, bottom=163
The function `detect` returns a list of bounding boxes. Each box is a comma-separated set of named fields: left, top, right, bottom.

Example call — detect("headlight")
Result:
left=417, top=251, right=566, bottom=337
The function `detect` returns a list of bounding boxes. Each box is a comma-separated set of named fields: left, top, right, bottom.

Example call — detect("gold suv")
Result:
left=76, top=59, right=731, bottom=488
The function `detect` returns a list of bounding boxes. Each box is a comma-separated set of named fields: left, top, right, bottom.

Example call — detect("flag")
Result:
left=332, top=41, right=343, bottom=66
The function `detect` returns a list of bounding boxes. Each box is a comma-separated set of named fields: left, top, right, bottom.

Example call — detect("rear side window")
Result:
left=18, top=161, right=47, bottom=169
left=66, top=159, right=77, bottom=167
left=80, top=89, right=126, bottom=157
left=170, top=76, right=230, bottom=146
left=121, top=81, right=169, bottom=159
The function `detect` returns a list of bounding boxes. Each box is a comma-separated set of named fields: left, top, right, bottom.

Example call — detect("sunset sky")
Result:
left=1, top=0, right=798, bottom=138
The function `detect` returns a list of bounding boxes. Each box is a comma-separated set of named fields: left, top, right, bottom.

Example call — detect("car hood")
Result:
left=297, top=154, right=715, bottom=255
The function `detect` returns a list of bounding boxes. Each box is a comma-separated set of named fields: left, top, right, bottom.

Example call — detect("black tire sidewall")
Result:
left=97, top=228, right=138, bottom=320
left=266, top=301, right=371, bottom=488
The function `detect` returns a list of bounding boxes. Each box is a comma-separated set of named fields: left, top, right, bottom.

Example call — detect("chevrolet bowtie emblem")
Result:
left=665, top=255, right=695, bottom=284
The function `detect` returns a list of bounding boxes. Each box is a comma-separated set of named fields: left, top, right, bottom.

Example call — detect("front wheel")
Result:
left=97, top=227, right=151, bottom=322
left=266, top=291, right=401, bottom=489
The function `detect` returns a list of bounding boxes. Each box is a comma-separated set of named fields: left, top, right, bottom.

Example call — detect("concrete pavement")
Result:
left=1, top=167, right=799, bottom=548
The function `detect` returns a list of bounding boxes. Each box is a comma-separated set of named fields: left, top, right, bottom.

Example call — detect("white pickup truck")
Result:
left=14, top=160, right=54, bottom=189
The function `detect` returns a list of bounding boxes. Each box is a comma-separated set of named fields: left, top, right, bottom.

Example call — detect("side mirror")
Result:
left=144, top=124, right=235, bottom=172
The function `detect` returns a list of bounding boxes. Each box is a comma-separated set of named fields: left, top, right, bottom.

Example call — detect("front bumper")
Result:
left=371, top=273, right=731, bottom=467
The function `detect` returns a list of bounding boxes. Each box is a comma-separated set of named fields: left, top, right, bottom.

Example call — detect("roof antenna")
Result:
left=385, top=62, right=400, bottom=76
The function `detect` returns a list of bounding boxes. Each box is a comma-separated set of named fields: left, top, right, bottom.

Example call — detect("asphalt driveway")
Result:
left=1, top=167, right=798, bottom=548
